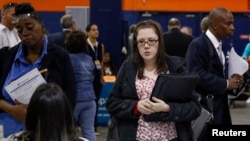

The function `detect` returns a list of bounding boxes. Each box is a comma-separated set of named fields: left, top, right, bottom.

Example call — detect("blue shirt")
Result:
left=242, top=43, right=250, bottom=59
left=0, top=37, right=48, bottom=137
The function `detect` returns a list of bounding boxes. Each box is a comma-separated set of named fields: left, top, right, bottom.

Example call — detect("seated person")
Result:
left=102, top=52, right=117, bottom=76
left=6, top=83, right=88, bottom=141
left=102, top=52, right=117, bottom=83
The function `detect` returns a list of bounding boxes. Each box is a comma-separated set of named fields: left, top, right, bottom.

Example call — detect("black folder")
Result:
left=150, top=73, right=199, bottom=102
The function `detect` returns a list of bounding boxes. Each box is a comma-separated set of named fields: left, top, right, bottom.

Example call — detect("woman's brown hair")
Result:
left=132, top=19, right=168, bottom=79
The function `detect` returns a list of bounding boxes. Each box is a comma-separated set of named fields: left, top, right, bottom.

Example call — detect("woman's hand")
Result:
left=137, top=98, right=154, bottom=115
left=149, top=97, right=170, bottom=113
left=8, top=100, right=28, bottom=123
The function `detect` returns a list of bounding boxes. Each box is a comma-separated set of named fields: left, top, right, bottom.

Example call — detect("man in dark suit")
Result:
left=186, top=8, right=243, bottom=127
left=47, top=14, right=76, bottom=48
left=163, top=18, right=193, bottom=58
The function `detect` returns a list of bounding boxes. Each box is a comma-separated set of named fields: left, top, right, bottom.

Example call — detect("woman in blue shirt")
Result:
left=65, top=30, right=97, bottom=141
left=0, top=2, right=76, bottom=137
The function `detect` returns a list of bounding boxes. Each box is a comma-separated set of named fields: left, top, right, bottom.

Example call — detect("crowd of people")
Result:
left=0, top=1, right=248, bottom=141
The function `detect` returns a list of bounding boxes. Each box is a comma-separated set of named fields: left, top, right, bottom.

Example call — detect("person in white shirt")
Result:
left=0, top=2, right=21, bottom=48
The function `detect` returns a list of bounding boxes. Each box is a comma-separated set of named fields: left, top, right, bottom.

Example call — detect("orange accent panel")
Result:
left=103, top=76, right=116, bottom=83
left=1, top=0, right=249, bottom=12
left=0, top=0, right=89, bottom=12
left=123, top=0, right=250, bottom=12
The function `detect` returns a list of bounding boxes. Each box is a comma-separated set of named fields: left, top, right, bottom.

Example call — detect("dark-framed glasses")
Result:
left=137, top=39, right=158, bottom=47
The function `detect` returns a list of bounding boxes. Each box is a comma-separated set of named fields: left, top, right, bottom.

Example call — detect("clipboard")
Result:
left=150, top=73, right=199, bottom=102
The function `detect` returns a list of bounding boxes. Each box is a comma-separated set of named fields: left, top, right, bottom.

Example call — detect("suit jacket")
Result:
left=185, top=33, right=232, bottom=124
left=47, top=30, right=71, bottom=48
left=0, top=42, right=77, bottom=109
left=163, top=28, right=193, bottom=58
left=106, top=55, right=201, bottom=141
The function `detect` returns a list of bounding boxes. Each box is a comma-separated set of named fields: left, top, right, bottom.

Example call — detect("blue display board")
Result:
left=97, top=83, right=114, bottom=126
left=90, top=0, right=123, bottom=68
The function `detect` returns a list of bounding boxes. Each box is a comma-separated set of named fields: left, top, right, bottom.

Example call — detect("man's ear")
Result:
left=1, top=10, right=6, bottom=19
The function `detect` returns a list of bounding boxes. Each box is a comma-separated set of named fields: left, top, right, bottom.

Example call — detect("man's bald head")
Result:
left=208, top=7, right=234, bottom=40
left=168, top=18, right=181, bottom=30
left=200, top=16, right=209, bottom=32
left=208, top=8, right=231, bottom=28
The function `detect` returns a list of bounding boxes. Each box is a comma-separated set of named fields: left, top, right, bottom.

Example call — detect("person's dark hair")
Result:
left=132, top=19, right=168, bottom=79
left=14, top=2, right=43, bottom=25
left=20, top=83, right=77, bottom=141
left=15, top=2, right=34, bottom=15
left=60, top=14, right=74, bottom=29
left=85, top=23, right=96, bottom=32
left=65, top=30, right=88, bottom=54
left=168, top=18, right=181, bottom=26
left=1, top=2, right=18, bottom=13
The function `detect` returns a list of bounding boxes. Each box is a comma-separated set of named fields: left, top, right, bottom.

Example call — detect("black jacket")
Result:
left=47, top=30, right=71, bottom=49
left=106, top=55, right=201, bottom=141
left=0, top=42, right=77, bottom=109
left=163, top=28, right=193, bottom=58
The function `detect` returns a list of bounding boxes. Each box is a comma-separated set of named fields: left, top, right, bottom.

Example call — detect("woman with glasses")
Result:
left=0, top=2, right=76, bottom=137
left=106, top=19, right=201, bottom=141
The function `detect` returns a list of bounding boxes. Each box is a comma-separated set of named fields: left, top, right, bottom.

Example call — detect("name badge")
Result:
left=94, top=60, right=102, bottom=70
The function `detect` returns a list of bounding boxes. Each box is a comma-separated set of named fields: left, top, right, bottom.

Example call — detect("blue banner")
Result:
left=97, top=83, right=114, bottom=126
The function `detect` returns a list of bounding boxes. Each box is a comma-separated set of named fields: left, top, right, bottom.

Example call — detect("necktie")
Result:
left=217, top=43, right=225, bottom=65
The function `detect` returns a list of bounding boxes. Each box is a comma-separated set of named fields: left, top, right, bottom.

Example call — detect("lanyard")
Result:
left=95, top=47, right=99, bottom=59
left=87, top=38, right=99, bottom=59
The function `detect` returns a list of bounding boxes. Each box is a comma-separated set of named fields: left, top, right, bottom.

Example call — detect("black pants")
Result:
left=93, top=75, right=102, bottom=131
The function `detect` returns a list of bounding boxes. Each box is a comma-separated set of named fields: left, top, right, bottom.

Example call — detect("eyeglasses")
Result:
left=137, top=39, right=158, bottom=47
left=13, top=12, right=40, bottom=24
left=13, top=13, right=32, bottom=23
left=2, top=2, right=18, bottom=12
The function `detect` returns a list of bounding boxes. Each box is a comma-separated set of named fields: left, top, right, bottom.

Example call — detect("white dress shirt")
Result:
left=205, top=30, right=225, bottom=65
left=0, top=23, right=21, bottom=48
left=206, top=29, right=228, bottom=88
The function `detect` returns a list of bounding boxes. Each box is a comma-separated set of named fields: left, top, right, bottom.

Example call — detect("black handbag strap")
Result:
left=206, top=95, right=214, bottom=115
